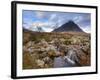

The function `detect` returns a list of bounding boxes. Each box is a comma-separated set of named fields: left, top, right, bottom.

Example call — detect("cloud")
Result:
left=28, top=21, right=55, bottom=32
left=81, top=25, right=91, bottom=33
left=23, top=10, right=91, bottom=33
left=73, top=16, right=83, bottom=23
left=35, top=11, right=45, bottom=19
left=49, top=14, right=57, bottom=21
left=42, top=27, right=53, bottom=32
left=73, top=14, right=91, bottom=25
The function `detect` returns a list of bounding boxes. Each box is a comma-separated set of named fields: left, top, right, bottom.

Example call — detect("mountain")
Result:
left=23, top=28, right=30, bottom=32
left=23, top=26, right=45, bottom=32
left=52, top=20, right=84, bottom=32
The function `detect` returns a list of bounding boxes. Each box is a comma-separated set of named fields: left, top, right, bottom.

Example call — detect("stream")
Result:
left=53, top=49, right=78, bottom=68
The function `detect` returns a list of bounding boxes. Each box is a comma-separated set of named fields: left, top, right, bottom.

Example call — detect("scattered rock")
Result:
left=36, top=59, right=45, bottom=68
left=23, top=31, right=90, bottom=69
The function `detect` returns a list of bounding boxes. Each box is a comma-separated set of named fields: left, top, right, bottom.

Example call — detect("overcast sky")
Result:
left=22, top=10, right=91, bottom=33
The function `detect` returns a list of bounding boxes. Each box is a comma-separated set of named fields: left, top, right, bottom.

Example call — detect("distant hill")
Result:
left=23, top=28, right=30, bottom=32
left=52, top=20, right=84, bottom=32
left=23, top=27, right=44, bottom=32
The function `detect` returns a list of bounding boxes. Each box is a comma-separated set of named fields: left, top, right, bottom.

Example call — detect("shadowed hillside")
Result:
left=53, top=21, right=84, bottom=32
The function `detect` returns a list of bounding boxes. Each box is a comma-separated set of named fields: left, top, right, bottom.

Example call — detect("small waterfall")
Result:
left=54, top=49, right=79, bottom=67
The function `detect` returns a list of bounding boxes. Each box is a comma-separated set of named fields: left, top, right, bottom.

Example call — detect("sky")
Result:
left=22, top=10, right=91, bottom=33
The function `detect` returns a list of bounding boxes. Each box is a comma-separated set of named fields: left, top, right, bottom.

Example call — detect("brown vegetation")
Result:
left=23, top=30, right=91, bottom=69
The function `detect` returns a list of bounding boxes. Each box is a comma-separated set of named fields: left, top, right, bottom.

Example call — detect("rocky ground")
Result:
left=23, top=30, right=91, bottom=69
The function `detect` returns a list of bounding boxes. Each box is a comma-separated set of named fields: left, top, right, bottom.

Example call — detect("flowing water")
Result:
left=54, top=49, right=78, bottom=67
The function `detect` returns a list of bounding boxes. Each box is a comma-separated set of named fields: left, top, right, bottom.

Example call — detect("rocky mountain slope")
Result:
left=53, top=20, right=84, bottom=32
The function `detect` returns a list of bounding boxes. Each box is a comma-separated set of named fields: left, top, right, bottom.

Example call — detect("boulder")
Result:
left=43, top=57, right=51, bottom=64
left=36, top=59, right=45, bottom=68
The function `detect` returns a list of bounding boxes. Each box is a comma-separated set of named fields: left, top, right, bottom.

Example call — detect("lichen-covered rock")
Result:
left=48, top=50, right=56, bottom=57
left=36, top=59, right=45, bottom=68
left=43, top=57, right=51, bottom=63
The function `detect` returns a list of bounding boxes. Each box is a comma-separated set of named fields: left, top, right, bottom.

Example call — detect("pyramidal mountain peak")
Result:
left=53, top=20, right=84, bottom=32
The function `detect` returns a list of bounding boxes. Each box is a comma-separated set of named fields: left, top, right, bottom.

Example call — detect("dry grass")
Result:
left=23, top=31, right=91, bottom=69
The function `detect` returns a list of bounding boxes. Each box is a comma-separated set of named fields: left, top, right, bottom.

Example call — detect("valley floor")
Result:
left=23, top=31, right=91, bottom=69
